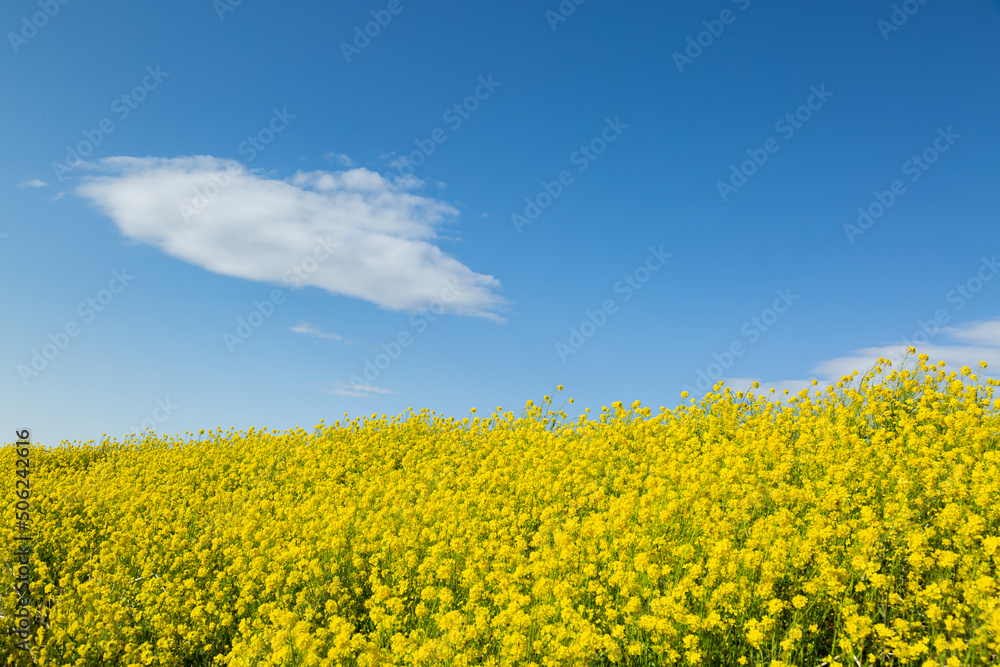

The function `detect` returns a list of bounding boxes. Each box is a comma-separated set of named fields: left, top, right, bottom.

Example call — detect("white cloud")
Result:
left=324, top=152, right=354, bottom=168
left=327, top=382, right=394, bottom=397
left=17, top=179, right=47, bottom=188
left=714, top=317, right=1000, bottom=402
left=75, top=156, right=506, bottom=320
left=291, top=321, right=345, bottom=343
left=941, top=319, right=1000, bottom=347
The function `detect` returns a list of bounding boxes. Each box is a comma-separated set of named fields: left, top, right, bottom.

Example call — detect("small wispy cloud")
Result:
left=17, top=179, right=47, bottom=189
left=326, top=382, right=394, bottom=398
left=324, top=152, right=354, bottom=168
left=383, top=153, right=407, bottom=171
left=53, top=192, right=67, bottom=200
left=290, top=321, right=345, bottom=343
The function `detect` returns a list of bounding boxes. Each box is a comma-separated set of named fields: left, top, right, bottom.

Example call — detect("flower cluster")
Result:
left=2, top=351, right=999, bottom=666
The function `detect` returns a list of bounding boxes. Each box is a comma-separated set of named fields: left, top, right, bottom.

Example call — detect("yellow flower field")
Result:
left=3, top=350, right=999, bottom=666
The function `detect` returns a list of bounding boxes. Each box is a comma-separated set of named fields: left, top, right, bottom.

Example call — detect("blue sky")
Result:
left=3, top=0, right=999, bottom=446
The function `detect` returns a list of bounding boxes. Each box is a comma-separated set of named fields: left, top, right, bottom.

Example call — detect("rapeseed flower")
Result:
left=1, top=356, right=998, bottom=665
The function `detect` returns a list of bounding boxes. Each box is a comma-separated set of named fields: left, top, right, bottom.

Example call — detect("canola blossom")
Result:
left=2, top=351, right=999, bottom=666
